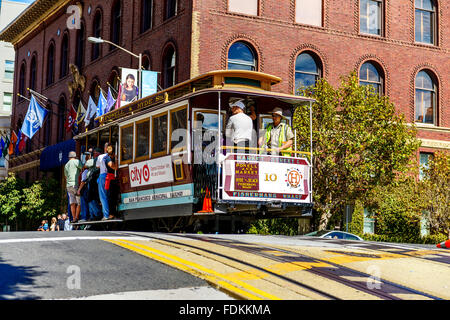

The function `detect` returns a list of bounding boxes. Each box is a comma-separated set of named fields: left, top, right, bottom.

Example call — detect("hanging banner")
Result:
left=128, top=155, right=174, bottom=188
left=141, top=70, right=158, bottom=98
left=120, top=67, right=139, bottom=107
left=222, top=154, right=311, bottom=203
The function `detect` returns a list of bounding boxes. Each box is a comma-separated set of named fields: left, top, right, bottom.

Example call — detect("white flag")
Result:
left=84, top=96, right=97, bottom=126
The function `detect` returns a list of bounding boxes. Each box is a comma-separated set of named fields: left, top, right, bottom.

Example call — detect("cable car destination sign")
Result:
left=222, top=154, right=310, bottom=203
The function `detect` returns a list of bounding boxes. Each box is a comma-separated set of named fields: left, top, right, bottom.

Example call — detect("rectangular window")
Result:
left=415, top=0, right=435, bottom=44
left=135, top=118, right=150, bottom=161
left=170, top=106, right=187, bottom=152
left=419, top=152, right=433, bottom=180
left=4, top=60, right=14, bottom=80
left=3, top=93, right=12, bottom=112
left=360, top=0, right=382, bottom=35
left=363, top=208, right=375, bottom=234
left=152, top=112, right=168, bottom=157
left=228, top=0, right=258, bottom=16
left=141, top=0, right=153, bottom=33
left=120, top=124, right=134, bottom=164
left=295, top=0, right=322, bottom=27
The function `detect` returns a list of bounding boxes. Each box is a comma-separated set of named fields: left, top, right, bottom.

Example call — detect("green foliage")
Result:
left=362, top=233, right=447, bottom=245
left=420, top=151, right=450, bottom=238
left=293, top=73, right=420, bottom=230
left=348, top=201, right=364, bottom=236
left=0, top=173, right=25, bottom=223
left=0, top=173, right=63, bottom=230
left=21, top=178, right=63, bottom=222
left=247, top=218, right=299, bottom=236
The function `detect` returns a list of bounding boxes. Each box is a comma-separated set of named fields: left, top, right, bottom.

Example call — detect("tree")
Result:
left=0, top=173, right=25, bottom=228
left=420, top=151, right=450, bottom=238
left=21, top=178, right=63, bottom=226
left=293, top=73, right=420, bottom=230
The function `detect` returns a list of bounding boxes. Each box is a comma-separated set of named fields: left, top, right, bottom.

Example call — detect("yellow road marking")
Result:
left=103, top=239, right=280, bottom=300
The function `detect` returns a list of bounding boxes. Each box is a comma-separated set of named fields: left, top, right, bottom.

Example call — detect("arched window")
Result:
left=57, top=97, right=66, bottom=143
left=18, top=62, right=26, bottom=101
left=75, top=22, right=85, bottom=70
left=60, top=33, right=69, bottom=78
left=111, top=1, right=121, bottom=49
left=92, top=11, right=102, bottom=60
left=141, top=0, right=153, bottom=33
left=359, top=61, right=383, bottom=94
left=108, top=69, right=120, bottom=93
left=90, top=79, right=101, bottom=105
left=227, top=41, right=257, bottom=71
left=46, top=43, right=55, bottom=86
left=163, top=46, right=176, bottom=89
left=165, top=0, right=177, bottom=20
left=415, top=0, right=436, bottom=44
left=294, top=52, right=321, bottom=93
left=142, top=55, right=151, bottom=70
left=415, top=70, right=436, bottom=125
left=30, top=54, right=37, bottom=91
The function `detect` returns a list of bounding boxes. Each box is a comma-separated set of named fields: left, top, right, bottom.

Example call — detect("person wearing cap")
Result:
left=96, top=142, right=118, bottom=220
left=64, top=151, right=83, bottom=223
left=225, top=99, right=253, bottom=154
left=258, top=107, right=294, bottom=156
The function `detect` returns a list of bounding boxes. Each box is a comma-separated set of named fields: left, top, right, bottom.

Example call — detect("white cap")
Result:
left=68, top=151, right=77, bottom=158
left=229, top=100, right=245, bottom=110
left=271, top=107, right=285, bottom=118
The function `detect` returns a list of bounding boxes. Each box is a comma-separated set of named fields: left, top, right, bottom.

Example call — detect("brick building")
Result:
left=0, top=0, right=448, bottom=184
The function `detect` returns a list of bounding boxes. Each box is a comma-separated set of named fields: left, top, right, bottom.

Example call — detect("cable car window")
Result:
left=121, top=124, right=134, bottom=163
left=99, top=128, right=109, bottom=149
left=170, top=106, right=187, bottom=152
left=135, top=118, right=150, bottom=160
left=88, top=133, right=98, bottom=150
left=111, top=126, right=119, bottom=147
left=193, top=110, right=224, bottom=131
left=152, top=112, right=168, bottom=157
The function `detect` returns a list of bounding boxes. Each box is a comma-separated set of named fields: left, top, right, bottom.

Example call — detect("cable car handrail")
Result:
left=220, top=146, right=311, bottom=157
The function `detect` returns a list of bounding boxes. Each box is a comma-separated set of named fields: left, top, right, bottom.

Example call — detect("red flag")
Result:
left=9, top=131, right=17, bottom=155
left=114, top=84, right=122, bottom=110
left=18, top=135, right=27, bottom=152
left=64, top=105, right=77, bottom=132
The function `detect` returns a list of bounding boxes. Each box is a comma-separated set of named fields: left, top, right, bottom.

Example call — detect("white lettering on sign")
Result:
left=123, top=190, right=191, bottom=204
left=128, top=156, right=174, bottom=188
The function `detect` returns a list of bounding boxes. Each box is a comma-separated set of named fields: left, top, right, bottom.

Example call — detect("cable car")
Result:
left=74, top=70, right=314, bottom=232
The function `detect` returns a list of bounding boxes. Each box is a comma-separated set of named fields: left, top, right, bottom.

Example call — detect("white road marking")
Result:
left=56, top=286, right=234, bottom=300
left=0, top=236, right=148, bottom=244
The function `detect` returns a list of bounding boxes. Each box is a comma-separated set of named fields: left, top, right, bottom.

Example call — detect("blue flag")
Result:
left=96, top=90, right=107, bottom=117
left=15, top=130, right=21, bottom=155
left=84, top=96, right=97, bottom=126
left=0, top=137, right=4, bottom=157
left=21, top=95, right=48, bottom=139
left=105, top=87, right=116, bottom=113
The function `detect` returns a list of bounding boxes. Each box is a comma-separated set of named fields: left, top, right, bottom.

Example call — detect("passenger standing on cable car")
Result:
left=258, top=107, right=294, bottom=156
left=97, top=142, right=118, bottom=220
left=225, top=99, right=253, bottom=154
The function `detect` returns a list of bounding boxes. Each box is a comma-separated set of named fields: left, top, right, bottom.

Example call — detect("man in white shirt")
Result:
left=225, top=99, right=253, bottom=154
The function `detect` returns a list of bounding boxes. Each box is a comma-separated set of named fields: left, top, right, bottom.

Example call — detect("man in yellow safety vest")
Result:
left=258, top=107, right=294, bottom=156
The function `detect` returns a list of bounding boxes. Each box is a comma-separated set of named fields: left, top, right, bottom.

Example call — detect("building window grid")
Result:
left=360, top=0, right=383, bottom=36
left=3, top=93, right=12, bottom=112
left=415, top=71, right=436, bottom=125
left=4, top=60, right=14, bottom=80
left=294, top=52, right=320, bottom=93
left=359, top=62, right=382, bottom=94
left=415, top=0, right=436, bottom=44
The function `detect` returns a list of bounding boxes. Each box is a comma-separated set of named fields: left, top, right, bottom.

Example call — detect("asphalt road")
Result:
left=0, top=231, right=448, bottom=301
left=0, top=231, right=231, bottom=300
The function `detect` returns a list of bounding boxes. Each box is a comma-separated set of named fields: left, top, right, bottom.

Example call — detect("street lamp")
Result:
left=87, top=37, right=143, bottom=99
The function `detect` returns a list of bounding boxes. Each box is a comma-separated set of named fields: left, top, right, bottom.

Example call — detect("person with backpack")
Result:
left=97, top=143, right=118, bottom=221
left=77, top=150, right=93, bottom=222
left=85, top=148, right=102, bottom=220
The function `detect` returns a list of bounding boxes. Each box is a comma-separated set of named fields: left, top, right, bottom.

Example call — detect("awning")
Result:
left=40, top=139, right=76, bottom=171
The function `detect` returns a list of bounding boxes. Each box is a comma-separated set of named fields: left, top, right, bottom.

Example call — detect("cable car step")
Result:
left=71, top=219, right=124, bottom=226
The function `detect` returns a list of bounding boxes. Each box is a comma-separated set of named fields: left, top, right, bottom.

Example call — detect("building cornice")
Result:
left=0, top=0, right=71, bottom=46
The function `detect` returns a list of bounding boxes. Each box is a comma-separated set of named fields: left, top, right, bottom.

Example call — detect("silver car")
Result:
left=304, top=230, right=363, bottom=241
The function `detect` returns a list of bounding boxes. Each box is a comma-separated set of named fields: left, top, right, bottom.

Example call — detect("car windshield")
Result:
left=305, top=230, right=331, bottom=237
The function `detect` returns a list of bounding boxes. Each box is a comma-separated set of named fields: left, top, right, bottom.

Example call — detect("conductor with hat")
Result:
left=258, top=107, right=294, bottom=156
